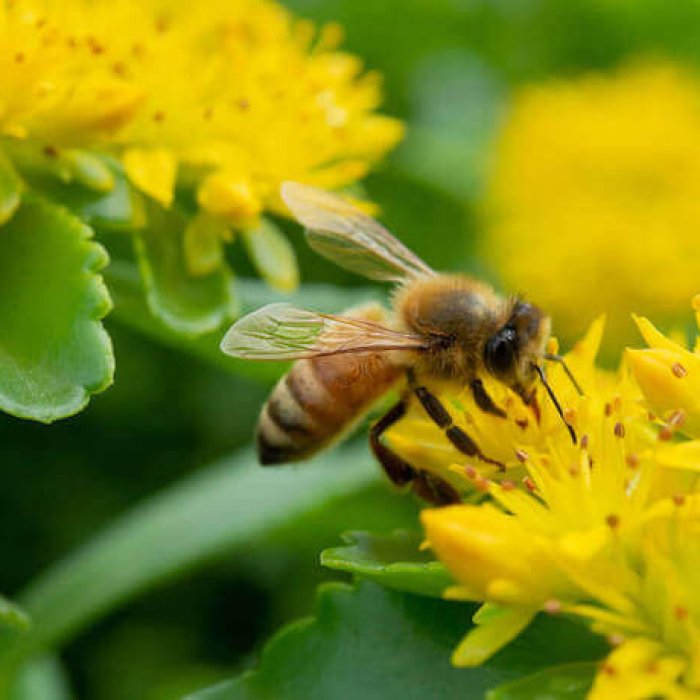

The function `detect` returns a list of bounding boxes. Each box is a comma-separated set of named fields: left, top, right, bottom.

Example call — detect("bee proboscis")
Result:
left=221, top=183, right=579, bottom=504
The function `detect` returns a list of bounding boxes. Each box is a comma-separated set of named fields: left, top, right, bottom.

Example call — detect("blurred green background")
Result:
left=4, top=0, right=700, bottom=697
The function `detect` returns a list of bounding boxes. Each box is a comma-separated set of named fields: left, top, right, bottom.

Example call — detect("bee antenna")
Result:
left=543, top=353, right=584, bottom=396
left=532, top=364, right=577, bottom=445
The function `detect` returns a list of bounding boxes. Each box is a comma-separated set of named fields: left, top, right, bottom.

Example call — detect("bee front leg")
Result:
left=369, top=399, right=460, bottom=506
left=409, top=373, right=505, bottom=471
left=470, top=379, right=507, bottom=418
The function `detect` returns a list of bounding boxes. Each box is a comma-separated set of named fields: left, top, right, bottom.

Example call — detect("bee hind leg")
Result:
left=369, top=399, right=460, bottom=505
left=412, top=470, right=460, bottom=506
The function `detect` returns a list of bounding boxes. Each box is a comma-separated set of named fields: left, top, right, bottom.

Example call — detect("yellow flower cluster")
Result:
left=0, top=0, right=402, bottom=224
left=395, top=307, right=700, bottom=698
left=482, top=61, right=700, bottom=345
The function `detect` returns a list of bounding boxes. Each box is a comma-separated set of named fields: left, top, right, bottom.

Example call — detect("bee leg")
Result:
left=369, top=400, right=414, bottom=487
left=410, top=379, right=506, bottom=471
left=412, top=470, right=461, bottom=506
left=470, top=379, right=507, bottom=418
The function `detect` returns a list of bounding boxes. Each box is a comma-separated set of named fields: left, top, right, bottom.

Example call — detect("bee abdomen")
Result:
left=257, top=354, right=400, bottom=465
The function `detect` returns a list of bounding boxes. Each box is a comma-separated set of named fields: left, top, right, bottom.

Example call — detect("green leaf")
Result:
left=186, top=582, right=607, bottom=700
left=243, top=219, right=299, bottom=293
left=0, top=150, right=22, bottom=226
left=134, top=201, right=236, bottom=335
left=0, top=195, right=113, bottom=422
left=487, top=662, right=597, bottom=700
left=105, top=261, right=382, bottom=381
left=1, top=443, right=379, bottom=664
left=321, top=530, right=453, bottom=597
left=6, top=146, right=144, bottom=231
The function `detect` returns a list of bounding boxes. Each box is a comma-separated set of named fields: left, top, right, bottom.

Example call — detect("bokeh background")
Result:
left=4, top=0, right=700, bottom=697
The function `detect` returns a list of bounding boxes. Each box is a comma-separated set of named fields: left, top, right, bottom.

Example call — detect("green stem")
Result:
left=0, top=443, right=378, bottom=685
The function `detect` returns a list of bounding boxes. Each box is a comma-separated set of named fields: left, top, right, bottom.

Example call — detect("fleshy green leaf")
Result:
left=134, top=201, right=236, bottom=335
left=0, top=195, right=113, bottom=422
left=186, top=582, right=608, bottom=700
left=243, top=219, right=299, bottom=292
left=321, top=530, right=453, bottom=598
left=6, top=146, right=144, bottom=231
left=0, top=150, right=22, bottom=226
left=487, top=662, right=597, bottom=700
left=105, top=261, right=382, bottom=381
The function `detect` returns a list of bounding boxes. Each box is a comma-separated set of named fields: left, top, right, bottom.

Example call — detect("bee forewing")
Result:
left=281, top=182, right=434, bottom=283
left=220, top=302, right=428, bottom=360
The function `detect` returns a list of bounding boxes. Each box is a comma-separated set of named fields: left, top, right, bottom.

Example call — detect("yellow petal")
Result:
left=197, top=173, right=262, bottom=226
left=633, top=314, right=688, bottom=353
left=123, top=148, right=177, bottom=207
left=627, top=347, right=700, bottom=437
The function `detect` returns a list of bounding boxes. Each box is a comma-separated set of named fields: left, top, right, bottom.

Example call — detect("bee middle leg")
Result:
left=370, top=399, right=460, bottom=506
left=409, top=374, right=505, bottom=471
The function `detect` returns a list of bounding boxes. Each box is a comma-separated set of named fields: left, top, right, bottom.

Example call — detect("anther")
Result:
left=673, top=494, right=686, bottom=506
left=608, top=633, right=624, bottom=647
left=604, top=402, right=613, bottom=417
left=625, top=453, right=640, bottom=469
left=674, top=606, right=689, bottom=620
left=500, top=480, right=515, bottom=491
left=515, top=449, right=529, bottom=463
left=543, top=599, right=561, bottom=615
left=606, top=514, right=620, bottom=529
left=563, top=407, right=576, bottom=424
left=474, top=476, right=490, bottom=492
left=465, top=465, right=477, bottom=479
left=614, top=422, right=625, bottom=438
left=668, top=410, right=686, bottom=428
left=522, top=476, right=536, bottom=492
left=659, top=425, right=674, bottom=441
left=580, top=434, right=589, bottom=449
left=672, top=362, right=688, bottom=379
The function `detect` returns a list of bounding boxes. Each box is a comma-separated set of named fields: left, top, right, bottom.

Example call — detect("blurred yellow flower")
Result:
left=482, top=61, right=700, bottom=345
left=413, top=314, right=700, bottom=696
left=0, top=0, right=403, bottom=224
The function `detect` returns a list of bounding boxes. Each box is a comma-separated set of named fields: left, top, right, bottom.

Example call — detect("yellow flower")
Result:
left=482, top=61, right=700, bottom=345
left=413, top=315, right=700, bottom=696
left=0, top=0, right=403, bottom=225
left=628, top=297, right=700, bottom=440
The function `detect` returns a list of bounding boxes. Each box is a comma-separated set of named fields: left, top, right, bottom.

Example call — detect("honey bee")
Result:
left=221, top=182, right=580, bottom=505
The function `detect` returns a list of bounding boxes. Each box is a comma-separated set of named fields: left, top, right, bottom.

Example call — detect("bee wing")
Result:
left=220, top=303, right=429, bottom=360
left=281, top=182, right=435, bottom=283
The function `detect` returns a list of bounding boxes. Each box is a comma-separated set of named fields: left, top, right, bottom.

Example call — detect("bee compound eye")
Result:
left=485, top=329, right=517, bottom=376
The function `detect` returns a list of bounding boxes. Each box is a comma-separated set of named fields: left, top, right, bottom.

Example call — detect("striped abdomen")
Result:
left=257, top=352, right=402, bottom=465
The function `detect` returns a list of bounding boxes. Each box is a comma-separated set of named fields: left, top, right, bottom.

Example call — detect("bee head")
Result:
left=483, top=301, right=550, bottom=396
